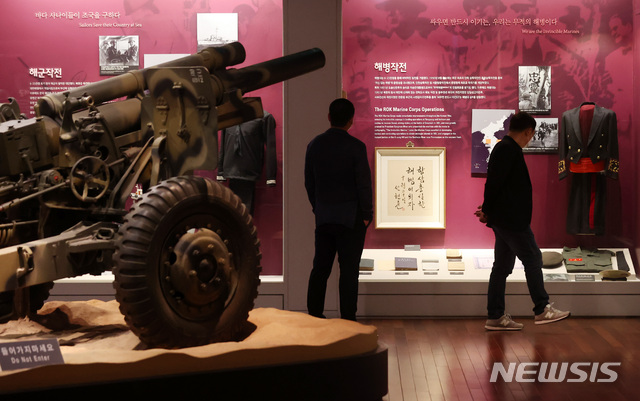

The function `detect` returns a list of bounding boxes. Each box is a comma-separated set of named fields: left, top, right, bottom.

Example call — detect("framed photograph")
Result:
left=375, top=147, right=446, bottom=229
left=99, top=35, right=139, bottom=76
left=518, top=65, right=551, bottom=114
left=523, top=118, right=559, bottom=153
left=196, top=13, right=238, bottom=51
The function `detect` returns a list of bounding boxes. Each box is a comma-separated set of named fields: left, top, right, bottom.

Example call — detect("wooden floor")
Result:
left=361, top=317, right=640, bottom=401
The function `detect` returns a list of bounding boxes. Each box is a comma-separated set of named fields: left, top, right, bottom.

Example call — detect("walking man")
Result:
left=475, top=111, right=570, bottom=330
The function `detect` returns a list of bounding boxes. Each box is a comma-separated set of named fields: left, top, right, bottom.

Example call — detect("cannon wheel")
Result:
left=0, top=282, right=55, bottom=324
left=113, top=176, right=261, bottom=348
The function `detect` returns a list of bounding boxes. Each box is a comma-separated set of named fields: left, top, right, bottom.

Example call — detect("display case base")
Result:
left=357, top=248, right=640, bottom=317
left=2, top=346, right=388, bottom=401
left=0, top=301, right=387, bottom=400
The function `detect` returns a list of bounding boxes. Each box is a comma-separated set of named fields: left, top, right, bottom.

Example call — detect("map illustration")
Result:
left=471, top=109, right=514, bottom=174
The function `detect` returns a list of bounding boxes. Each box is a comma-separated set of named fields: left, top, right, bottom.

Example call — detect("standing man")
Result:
left=305, top=98, right=373, bottom=321
left=475, top=111, right=570, bottom=330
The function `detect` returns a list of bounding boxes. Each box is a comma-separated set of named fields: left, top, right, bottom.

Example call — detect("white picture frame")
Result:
left=375, top=147, right=446, bottom=229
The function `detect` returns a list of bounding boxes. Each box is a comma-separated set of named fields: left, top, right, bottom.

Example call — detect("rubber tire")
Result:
left=113, top=176, right=261, bottom=349
left=0, top=282, right=55, bottom=324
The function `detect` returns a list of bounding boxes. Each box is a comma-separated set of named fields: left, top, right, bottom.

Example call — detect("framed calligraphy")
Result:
left=375, top=147, right=446, bottom=229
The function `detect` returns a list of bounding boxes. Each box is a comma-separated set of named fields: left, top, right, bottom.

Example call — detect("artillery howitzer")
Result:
left=0, top=42, right=325, bottom=348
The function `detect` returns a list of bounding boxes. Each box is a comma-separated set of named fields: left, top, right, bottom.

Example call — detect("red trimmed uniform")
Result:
left=558, top=103, right=619, bottom=235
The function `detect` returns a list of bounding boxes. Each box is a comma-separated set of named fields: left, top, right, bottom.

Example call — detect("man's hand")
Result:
left=474, top=205, right=488, bottom=224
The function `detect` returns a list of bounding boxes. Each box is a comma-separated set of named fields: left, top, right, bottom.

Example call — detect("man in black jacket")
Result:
left=305, top=98, right=373, bottom=321
left=475, top=112, right=570, bottom=330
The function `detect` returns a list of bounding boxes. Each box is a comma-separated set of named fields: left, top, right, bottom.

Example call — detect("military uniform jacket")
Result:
left=218, top=111, right=277, bottom=183
left=562, top=246, right=612, bottom=273
left=558, top=103, right=619, bottom=180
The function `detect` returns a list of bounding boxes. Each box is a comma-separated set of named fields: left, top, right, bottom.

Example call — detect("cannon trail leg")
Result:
left=0, top=282, right=54, bottom=324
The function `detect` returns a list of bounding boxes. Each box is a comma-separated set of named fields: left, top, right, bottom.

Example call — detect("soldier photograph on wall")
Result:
left=523, top=118, right=559, bottom=153
left=518, top=65, right=551, bottom=114
left=99, top=35, right=140, bottom=76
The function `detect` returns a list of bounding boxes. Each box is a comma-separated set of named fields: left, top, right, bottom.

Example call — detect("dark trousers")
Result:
left=487, top=226, right=549, bottom=319
left=307, top=221, right=367, bottom=321
left=229, top=178, right=256, bottom=215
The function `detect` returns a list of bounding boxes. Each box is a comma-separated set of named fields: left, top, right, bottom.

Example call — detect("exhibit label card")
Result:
left=0, top=339, right=64, bottom=371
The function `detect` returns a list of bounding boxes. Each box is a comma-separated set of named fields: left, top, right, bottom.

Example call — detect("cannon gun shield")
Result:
left=141, top=66, right=223, bottom=179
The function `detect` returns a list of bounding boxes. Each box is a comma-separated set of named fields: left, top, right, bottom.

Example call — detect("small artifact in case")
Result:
left=544, top=273, right=569, bottom=281
left=446, top=249, right=462, bottom=259
left=359, top=258, right=375, bottom=271
left=447, top=261, right=465, bottom=271
left=542, top=251, right=563, bottom=269
left=422, top=259, right=439, bottom=271
left=600, top=269, right=630, bottom=281
left=395, top=257, right=418, bottom=271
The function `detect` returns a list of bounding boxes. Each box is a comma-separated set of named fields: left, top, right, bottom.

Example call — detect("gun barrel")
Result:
left=35, top=43, right=325, bottom=118
left=35, top=42, right=247, bottom=118
left=218, top=48, right=326, bottom=95
left=157, top=42, right=246, bottom=71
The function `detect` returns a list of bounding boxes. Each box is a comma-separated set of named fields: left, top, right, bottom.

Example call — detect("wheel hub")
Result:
left=165, top=228, right=235, bottom=316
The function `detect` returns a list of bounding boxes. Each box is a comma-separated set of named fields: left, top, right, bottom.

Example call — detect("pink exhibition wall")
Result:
left=342, top=0, right=636, bottom=255
left=0, top=1, right=636, bottom=275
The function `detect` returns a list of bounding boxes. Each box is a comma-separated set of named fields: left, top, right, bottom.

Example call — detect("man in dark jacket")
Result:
left=305, top=98, right=373, bottom=321
left=475, top=112, right=570, bottom=330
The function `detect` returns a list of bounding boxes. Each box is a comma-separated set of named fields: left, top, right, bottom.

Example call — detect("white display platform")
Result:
left=49, top=248, right=640, bottom=318
left=356, top=248, right=640, bottom=317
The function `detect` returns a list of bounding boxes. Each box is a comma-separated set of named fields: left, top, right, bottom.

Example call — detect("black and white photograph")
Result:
left=518, top=65, right=551, bottom=114
left=196, top=13, right=238, bottom=51
left=99, top=35, right=139, bottom=76
left=524, top=117, right=559, bottom=153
